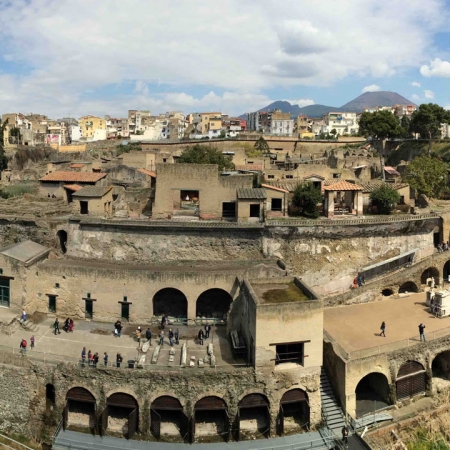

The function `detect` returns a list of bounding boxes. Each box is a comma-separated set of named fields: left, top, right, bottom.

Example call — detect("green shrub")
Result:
left=0, top=184, right=36, bottom=199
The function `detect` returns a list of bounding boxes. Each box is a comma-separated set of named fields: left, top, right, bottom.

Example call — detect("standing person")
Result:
left=342, top=425, right=349, bottom=446
left=198, top=329, right=204, bottom=345
left=204, top=324, right=211, bottom=339
left=30, top=335, right=35, bottom=349
left=63, top=318, right=70, bottom=333
left=103, top=352, right=108, bottom=367
left=88, top=350, right=93, bottom=367
left=93, top=352, right=99, bottom=367
left=353, top=277, right=358, bottom=289
left=136, top=327, right=141, bottom=348
left=357, top=276, right=362, bottom=288
left=161, top=314, right=167, bottom=330
left=114, top=320, right=122, bottom=337
left=159, top=330, right=164, bottom=346
left=419, top=323, right=426, bottom=342
left=174, top=328, right=179, bottom=345
left=168, top=329, right=174, bottom=346
left=81, top=347, right=86, bottom=367
left=19, top=339, right=27, bottom=354
left=380, top=321, right=386, bottom=337
left=146, top=328, right=152, bottom=345
left=116, top=352, right=123, bottom=368
left=69, top=319, right=74, bottom=332
left=53, top=318, right=60, bottom=335
left=20, top=309, right=27, bottom=323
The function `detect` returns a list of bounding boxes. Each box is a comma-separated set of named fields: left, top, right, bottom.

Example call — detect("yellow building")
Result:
left=78, top=115, right=106, bottom=140
left=201, top=112, right=222, bottom=135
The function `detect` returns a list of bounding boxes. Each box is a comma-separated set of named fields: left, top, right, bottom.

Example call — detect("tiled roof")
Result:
left=323, top=180, right=364, bottom=191
left=360, top=182, right=409, bottom=193
left=137, top=168, right=156, bottom=178
left=265, top=181, right=300, bottom=192
left=303, top=174, right=325, bottom=180
left=40, top=171, right=107, bottom=183
left=70, top=163, right=86, bottom=168
left=235, top=165, right=264, bottom=171
left=261, top=183, right=289, bottom=193
left=384, top=166, right=400, bottom=176
left=63, top=184, right=83, bottom=192
left=237, top=188, right=267, bottom=199
left=73, top=186, right=113, bottom=198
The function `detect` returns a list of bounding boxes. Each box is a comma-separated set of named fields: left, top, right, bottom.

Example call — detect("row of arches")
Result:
left=61, top=387, right=310, bottom=442
left=355, top=352, right=450, bottom=417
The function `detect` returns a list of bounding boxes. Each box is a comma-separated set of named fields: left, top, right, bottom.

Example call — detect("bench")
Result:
left=230, top=330, right=246, bottom=355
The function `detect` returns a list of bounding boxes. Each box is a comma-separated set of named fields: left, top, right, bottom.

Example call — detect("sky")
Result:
left=1, top=0, right=450, bottom=118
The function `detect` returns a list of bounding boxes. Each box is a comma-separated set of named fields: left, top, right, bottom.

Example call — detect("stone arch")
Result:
left=193, top=396, right=229, bottom=443
left=420, top=267, right=439, bottom=285
left=237, top=394, right=270, bottom=440
left=196, top=288, right=232, bottom=320
left=148, top=391, right=187, bottom=409
left=46, top=383, right=55, bottom=411
left=65, top=387, right=97, bottom=430
left=355, top=373, right=391, bottom=418
left=150, top=396, right=188, bottom=442
left=153, top=288, right=187, bottom=318
left=381, top=288, right=394, bottom=297
left=57, top=229, right=68, bottom=254
left=432, top=350, right=450, bottom=379
left=278, top=389, right=309, bottom=436
left=443, top=260, right=450, bottom=281
left=399, top=281, right=419, bottom=294
left=105, top=392, right=139, bottom=438
left=396, top=360, right=427, bottom=401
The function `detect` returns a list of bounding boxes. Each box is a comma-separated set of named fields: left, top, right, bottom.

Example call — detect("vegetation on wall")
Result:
left=291, top=182, right=322, bottom=218
left=369, top=185, right=401, bottom=214
left=115, top=142, right=142, bottom=156
left=14, top=147, right=56, bottom=170
left=0, top=184, right=36, bottom=199
left=178, top=144, right=235, bottom=171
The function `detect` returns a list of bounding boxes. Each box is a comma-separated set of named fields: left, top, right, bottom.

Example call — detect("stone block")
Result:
left=151, top=345, right=161, bottom=364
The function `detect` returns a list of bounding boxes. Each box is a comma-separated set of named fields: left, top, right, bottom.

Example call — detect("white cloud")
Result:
left=361, top=85, right=381, bottom=93
left=424, top=89, right=435, bottom=99
left=0, top=0, right=447, bottom=116
left=285, top=99, right=315, bottom=107
left=420, top=58, right=450, bottom=77
left=411, top=81, right=421, bottom=87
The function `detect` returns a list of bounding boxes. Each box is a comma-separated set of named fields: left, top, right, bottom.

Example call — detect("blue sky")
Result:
left=1, top=0, right=450, bottom=118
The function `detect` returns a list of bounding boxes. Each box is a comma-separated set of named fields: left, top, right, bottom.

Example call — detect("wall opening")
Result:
left=271, top=198, right=282, bottom=212
left=249, top=204, right=260, bottom=218
left=153, top=288, right=187, bottom=319
left=193, top=396, right=229, bottom=443
left=278, top=389, right=309, bottom=436
left=150, top=396, right=189, bottom=442
left=57, top=230, right=68, bottom=254
left=196, top=289, right=232, bottom=320
left=396, top=361, right=426, bottom=401
left=80, top=201, right=89, bottom=215
left=444, top=261, right=450, bottom=282
left=398, top=281, right=419, bottom=294
left=381, top=289, right=394, bottom=297
left=237, top=394, right=270, bottom=441
left=46, top=383, right=55, bottom=411
left=432, top=351, right=450, bottom=379
left=355, top=373, right=390, bottom=418
left=65, top=387, right=96, bottom=431
left=222, top=202, right=236, bottom=219
left=420, top=267, right=439, bottom=285
left=105, top=393, right=139, bottom=439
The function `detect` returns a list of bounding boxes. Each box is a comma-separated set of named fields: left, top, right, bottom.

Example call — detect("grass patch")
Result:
left=261, top=281, right=308, bottom=303
left=0, top=184, right=37, bottom=199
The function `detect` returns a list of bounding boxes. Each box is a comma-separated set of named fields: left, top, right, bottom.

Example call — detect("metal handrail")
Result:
left=52, top=417, right=63, bottom=447
left=0, top=432, right=35, bottom=450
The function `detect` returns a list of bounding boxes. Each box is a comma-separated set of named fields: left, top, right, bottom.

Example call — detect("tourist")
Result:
left=342, top=425, right=349, bottom=445
left=380, top=321, right=386, bottom=337
left=53, top=317, right=60, bottom=335
left=88, top=350, right=93, bottom=366
left=174, top=328, right=179, bottom=345
left=116, top=352, right=123, bottom=368
left=63, top=318, right=70, bottom=332
left=198, top=329, right=204, bottom=345
left=168, top=329, right=174, bottom=346
left=159, top=330, right=164, bottom=346
left=419, top=323, right=426, bottom=342
left=69, top=319, right=74, bottom=332
left=81, top=347, right=86, bottom=367
left=136, top=327, right=141, bottom=348
left=146, top=327, right=152, bottom=344
left=161, top=314, right=167, bottom=330
left=19, top=338, right=27, bottom=354
left=114, top=320, right=122, bottom=338
left=357, top=276, right=363, bottom=288
left=20, top=309, right=27, bottom=323
left=30, top=335, right=35, bottom=349
left=93, top=352, right=99, bottom=367
left=353, top=277, right=358, bottom=289
left=204, top=324, right=211, bottom=339
left=103, top=352, right=108, bottom=367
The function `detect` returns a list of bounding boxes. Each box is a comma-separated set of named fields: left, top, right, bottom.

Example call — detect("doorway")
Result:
left=85, top=300, right=93, bottom=319
left=80, top=201, right=89, bottom=215
left=121, top=303, right=130, bottom=321
left=250, top=204, right=260, bottom=218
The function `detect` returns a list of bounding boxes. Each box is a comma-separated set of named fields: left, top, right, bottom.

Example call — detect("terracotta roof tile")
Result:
left=261, top=183, right=289, bottom=193
left=235, top=165, right=264, bottom=171
left=137, top=168, right=156, bottom=178
left=63, top=184, right=83, bottom=192
left=40, top=171, right=107, bottom=183
left=70, top=163, right=86, bottom=168
left=323, top=180, right=364, bottom=191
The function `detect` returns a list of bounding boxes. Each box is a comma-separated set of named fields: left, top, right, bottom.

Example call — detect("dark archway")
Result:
left=46, top=384, right=55, bottom=412
left=65, top=387, right=96, bottom=431
left=432, top=351, right=450, bottom=379
left=193, top=396, right=229, bottom=443
left=150, top=396, right=189, bottom=442
left=57, top=230, right=68, bottom=254
left=355, top=373, right=390, bottom=418
left=396, top=361, right=426, bottom=401
left=443, top=261, right=450, bottom=282
left=153, top=288, right=187, bottom=318
left=103, top=393, right=139, bottom=439
left=421, top=267, right=439, bottom=285
left=381, top=289, right=394, bottom=297
left=278, top=389, right=309, bottom=436
left=237, top=394, right=270, bottom=441
left=399, top=281, right=419, bottom=294
left=196, top=289, right=232, bottom=320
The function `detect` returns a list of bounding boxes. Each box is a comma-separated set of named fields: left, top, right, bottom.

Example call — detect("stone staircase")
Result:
left=20, top=319, right=39, bottom=333
left=320, top=368, right=346, bottom=436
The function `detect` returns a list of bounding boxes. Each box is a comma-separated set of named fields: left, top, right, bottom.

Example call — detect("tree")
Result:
left=178, top=144, right=235, bottom=172
left=403, top=155, right=448, bottom=198
left=254, top=136, right=269, bottom=152
left=370, top=185, right=401, bottom=215
left=399, top=115, right=411, bottom=138
left=358, top=110, right=402, bottom=140
left=292, top=182, right=323, bottom=218
left=0, top=119, right=8, bottom=171
left=409, top=103, right=450, bottom=155
left=330, top=128, right=337, bottom=138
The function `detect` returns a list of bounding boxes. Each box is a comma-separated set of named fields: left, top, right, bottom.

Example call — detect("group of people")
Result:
left=19, top=336, right=35, bottom=353
left=352, top=276, right=365, bottom=289
left=80, top=347, right=124, bottom=368
left=53, top=317, right=74, bottom=335
left=379, top=321, right=426, bottom=341
left=197, top=324, right=211, bottom=345
left=437, top=242, right=450, bottom=253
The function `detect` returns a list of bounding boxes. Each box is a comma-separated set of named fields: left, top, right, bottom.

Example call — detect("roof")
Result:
left=351, top=165, right=368, bottom=170
left=323, top=180, right=364, bottom=191
left=360, top=182, right=409, bottom=193
left=237, top=188, right=267, bottom=199
left=384, top=166, right=400, bottom=176
left=261, top=183, right=289, bottom=193
left=0, top=240, right=49, bottom=265
left=72, top=186, right=113, bottom=198
left=40, top=171, right=107, bottom=183
left=137, top=168, right=156, bottom=178
left=63, top=184, right=83, bottom=192
left=235, top=165, right=264, bottom=171
left=265, top=181, right=299, bottom=192
left=70, top=163, right=87, bottom=169
left=303, top=174, right=325, bottom=180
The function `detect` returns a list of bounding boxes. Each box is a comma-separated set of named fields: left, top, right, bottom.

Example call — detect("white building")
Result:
left=322, top=112, right=359, bottom=136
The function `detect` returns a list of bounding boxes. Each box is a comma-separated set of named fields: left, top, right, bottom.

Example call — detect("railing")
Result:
left=52, top=417, right=63, bottom=447
left=0, top=432, right=35, bottom=450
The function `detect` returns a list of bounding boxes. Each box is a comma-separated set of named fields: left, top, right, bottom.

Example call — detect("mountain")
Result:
left=241, top=91, right=416, bottom=119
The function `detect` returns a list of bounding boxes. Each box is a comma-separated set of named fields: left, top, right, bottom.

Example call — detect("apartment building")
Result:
left=128, top=110, right=151, bottom=134
left=78, top=115, right=107, bottom=141
left=321, top=112, right=359, bottom=136
left=246, top=110, right=293, bottom=136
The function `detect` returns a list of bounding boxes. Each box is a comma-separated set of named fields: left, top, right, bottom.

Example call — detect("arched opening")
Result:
left=193, top=396, right=229, bottom=443
left=381, top=289, right=394, bottom=297
left=278, top=389, right=309, bottom=436
left=421, top=267, right=439, bottom=285
left=65, top=387, right=96, bottom=431
left=57, top=230, right=68, bottom=254
left=102, top=393, right=139, bottom=439
left=46, top=384, right=55, bottom=412
left=443, top=261, right=450, bottom=282
left=237, top=394, right=270, bottom=441
left=396, top=361, right=426, bottom=401
left=399, top=281, right=419, bottom=294
left=432, top=351, right=450, bottom=380
left=150, top=396, right=189, bottom=442
left=355, top=373, right=390, bottom=418
left=153, top=288, right=187, bottom=319
left=196, top=289, right=232, bottom=322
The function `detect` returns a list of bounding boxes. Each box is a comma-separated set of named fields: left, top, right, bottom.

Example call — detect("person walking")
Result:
left=136, top=327, right=141, bottom=348
left=93, top=352, right=99, bottom=367
left=81, top=347, right=87, bottom=367
left=30, top=335, right=35, bottom=349
left=380, top=321, right=386, bottom=337
left=53, top=318, right=61, bottom=335
left=20, top=309, right=27, bottom=323
left=174, top=328, right=179, bottom=345
left=168, top=329, right=174, bottom=346
left=103, top=352, right=108, bottom=367
left=198, top=329, right=204, bottom=345
left=161, top=314, right=167, bottom=330
left=204, top=324, right=211, bottom=339
left=159, top=330, right=164, bottom=346
left=69, top=319, right=74, bottom=332
left=419, top=323, right=426, bottom=342
left=88, top=350, right=94, bottom=367
left=116, top=352, right=123, bottom=368
left=63, top=318, right=70, bottom=333
left=19, top=338, right=27, bottom=354
left=342, top=425, right=349, bottom=446
left=114, top=320, right=122, bottom=337
left=146, top=328, right=152, bottom=345
left=357, top=276, right=363, bottom=288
